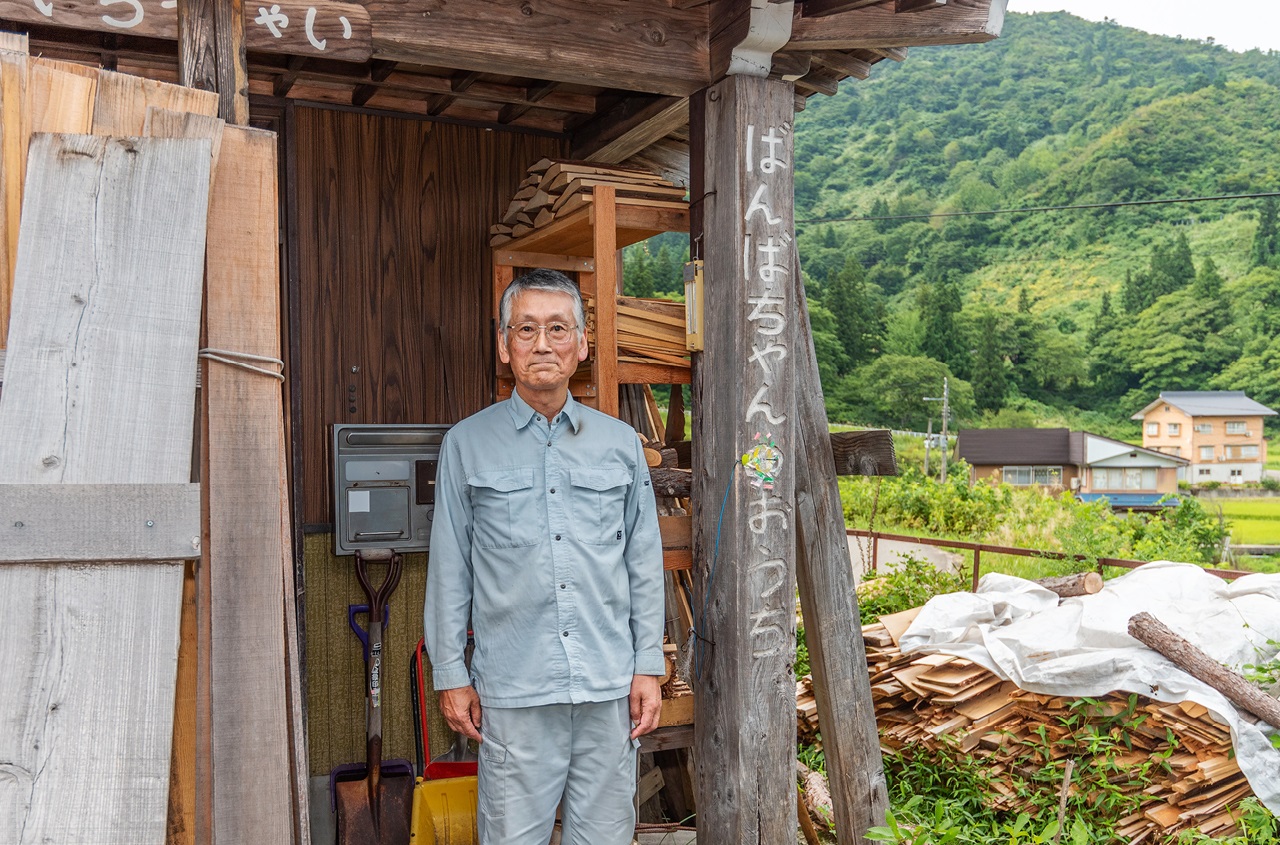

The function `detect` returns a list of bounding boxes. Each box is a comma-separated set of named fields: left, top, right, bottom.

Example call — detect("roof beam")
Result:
left=801, top=0, right=890, bottom=16
left=571, top=95, right=689, bottom=163
left=351, top=59, right=398, bottom=107
left=498, top=81, right=559, bottom=125
left=862, top=46, right=909, bottom=60
left=273, top=56, right=309, bottom=98
left=896, top=0, right=948, bottom=10
left=811, top=50, right=873, bottom=79
left=366, top=0, right=709, bottom=96
left=786, top=0, right=1006, bottom=50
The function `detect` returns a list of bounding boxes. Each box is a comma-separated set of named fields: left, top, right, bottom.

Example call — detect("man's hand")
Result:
left=629, top=674, right=662, bottom=739
left=439, top=686, right=483, bottom=743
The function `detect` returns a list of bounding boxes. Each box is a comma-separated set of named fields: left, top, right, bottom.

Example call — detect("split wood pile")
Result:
left=797, top=614, right=1259, bottom=843
left=489, top=157, right=686, bottom=246
left=617, top=296, right=690, bottom=370
left=0, top=37, right=304, bottom=845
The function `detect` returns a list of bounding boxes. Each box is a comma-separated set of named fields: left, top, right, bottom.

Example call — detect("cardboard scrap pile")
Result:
left=797, top=608, right=1256, bottom=843
left=488, top=157, right=686, bottom=246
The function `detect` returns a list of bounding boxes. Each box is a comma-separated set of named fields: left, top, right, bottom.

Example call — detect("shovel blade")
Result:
left=335, top=772, right=414, bottom=845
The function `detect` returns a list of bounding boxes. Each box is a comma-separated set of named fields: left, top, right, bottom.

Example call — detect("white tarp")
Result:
left=898, top=561, right=1280, bottom=812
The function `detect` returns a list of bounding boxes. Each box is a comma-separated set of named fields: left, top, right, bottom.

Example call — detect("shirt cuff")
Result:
left=634, top=648, right=666, bottom=677
left=431, top=661, right=471, bottom=691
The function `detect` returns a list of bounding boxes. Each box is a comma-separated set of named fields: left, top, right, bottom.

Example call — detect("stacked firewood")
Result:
left=617, top=296, right=689, bottom=370
left=489, top=158, right=687, bottom=246
left=797, top=611, right=1257, bottom=842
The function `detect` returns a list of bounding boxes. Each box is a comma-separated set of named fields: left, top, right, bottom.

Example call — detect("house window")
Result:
left=1147, top=422, right=1160, bottom=436
left=1167, top=423, right=1181, bottom=436
left=1194, top=423, right=1213, bottom=434
left=1002, top=466, right=1062, bottom=486
left=1230, top=469, right=1243, bottom=478
left=1226, top=421, right=1248, bottom=435
left=1226, top=445, right=1261, bottom=459
left=1199, top=446, right=1215, bottom=461
left=1198, top=468, right=1212, bottom=477
left=1093, top=467, right=1157, bottom=491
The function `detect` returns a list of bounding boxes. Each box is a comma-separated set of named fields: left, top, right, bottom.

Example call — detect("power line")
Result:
left=797, top=190, right=1280, bottom=226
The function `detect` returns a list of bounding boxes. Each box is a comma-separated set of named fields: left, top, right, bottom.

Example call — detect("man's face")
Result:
left=498, top=289, right=589, bottom=395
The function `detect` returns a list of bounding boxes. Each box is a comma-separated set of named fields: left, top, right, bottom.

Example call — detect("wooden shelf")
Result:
left=492, top=185, right=690, bottom=417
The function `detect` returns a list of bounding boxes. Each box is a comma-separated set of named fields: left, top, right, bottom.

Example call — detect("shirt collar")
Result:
left=507, top=388, right=582, bottom=433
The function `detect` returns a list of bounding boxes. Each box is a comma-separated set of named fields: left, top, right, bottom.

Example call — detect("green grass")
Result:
left=1209, top=497, right=1280, bottom=545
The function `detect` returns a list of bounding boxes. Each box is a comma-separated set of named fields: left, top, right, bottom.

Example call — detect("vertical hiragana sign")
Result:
left=692, top=72, right=798, bottom=844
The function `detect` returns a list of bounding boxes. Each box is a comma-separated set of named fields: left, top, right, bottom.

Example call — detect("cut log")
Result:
left=1036, top=572, right=1103, bottom=598
left=650, top=466, right=691, bottom=498
left=1128, top=611, right=1280, bottom=729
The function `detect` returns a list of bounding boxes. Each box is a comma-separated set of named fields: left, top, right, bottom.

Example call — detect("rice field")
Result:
left=1209, top=497, right=1280, bottom=545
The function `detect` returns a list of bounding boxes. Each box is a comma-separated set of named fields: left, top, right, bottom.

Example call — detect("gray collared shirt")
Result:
left=424, top=390, right=666, bottom=708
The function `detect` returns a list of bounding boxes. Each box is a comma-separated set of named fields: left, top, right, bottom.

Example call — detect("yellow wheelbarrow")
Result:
left=410, top=637, right=478, bottom=845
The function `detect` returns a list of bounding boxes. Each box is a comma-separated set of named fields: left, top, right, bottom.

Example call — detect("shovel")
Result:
left=335, top=549, right=414, bottom=845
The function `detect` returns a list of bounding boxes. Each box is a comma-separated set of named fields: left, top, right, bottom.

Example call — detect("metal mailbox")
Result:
left=332, top=423, right=451, bottom=556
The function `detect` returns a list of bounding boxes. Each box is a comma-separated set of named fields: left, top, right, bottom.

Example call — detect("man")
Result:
left=424, top=268, right=665, bottom=845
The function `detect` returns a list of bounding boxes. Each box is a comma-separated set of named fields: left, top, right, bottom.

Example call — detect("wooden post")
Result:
left=178, top=0, right=248, bottom=124
left=691, top=73, right=797, bottom=843
left=793, top=270, right=888, bottom=844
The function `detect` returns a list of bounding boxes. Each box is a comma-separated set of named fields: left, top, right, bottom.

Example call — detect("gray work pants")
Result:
left=478, top=697, right=638, bottom=845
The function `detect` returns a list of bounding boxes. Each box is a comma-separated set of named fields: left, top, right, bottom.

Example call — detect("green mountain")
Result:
left=792, top=11, right=1280, bottom=435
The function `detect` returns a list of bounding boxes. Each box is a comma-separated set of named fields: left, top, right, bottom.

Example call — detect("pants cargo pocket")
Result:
left=478, top=737, right=507, bottom=818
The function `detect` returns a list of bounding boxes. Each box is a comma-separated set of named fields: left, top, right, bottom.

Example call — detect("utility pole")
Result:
left=923, top=376, right=950, bottom=483
left=923, top=418, right=932, bottom=477
left=940, top=377, right=949, bottom=484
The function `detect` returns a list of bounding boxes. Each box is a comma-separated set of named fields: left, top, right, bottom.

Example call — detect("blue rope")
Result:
left=695, top=464, right=736, bottom=680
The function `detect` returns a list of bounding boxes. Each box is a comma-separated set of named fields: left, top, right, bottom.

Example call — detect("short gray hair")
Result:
left=498, top=269, right=586, bottom=337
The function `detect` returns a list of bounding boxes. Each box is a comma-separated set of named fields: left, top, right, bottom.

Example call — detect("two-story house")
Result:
left=956, top=428, right=1187, bottom=508
left=1132, top=391, right=1276, bottom=484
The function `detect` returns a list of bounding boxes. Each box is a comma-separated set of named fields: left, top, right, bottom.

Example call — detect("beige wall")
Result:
left=971, top=464, right=1077, bottom=490
left=1085, top=466, right=1180, bottom=495
left=1140, top=405, right=1268, bottom=481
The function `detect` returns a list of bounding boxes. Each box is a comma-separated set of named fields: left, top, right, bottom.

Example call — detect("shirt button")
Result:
left=555, top=534, right=561, bottom=540
left=547, top=441, right=552, bottom=447
left=559, top=583, right=566, bottom=589
left=549, top=488, right=556, bottom=494
left=562, top=631, right=569, bottom=637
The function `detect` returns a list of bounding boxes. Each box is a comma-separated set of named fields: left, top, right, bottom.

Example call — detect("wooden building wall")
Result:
left=286, top=104, right=563, bottom=774
left=291, top=105, right=563, bottom=527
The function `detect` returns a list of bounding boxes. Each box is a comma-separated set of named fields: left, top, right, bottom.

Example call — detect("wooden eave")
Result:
left=2, top=0, right=1005, bottom=174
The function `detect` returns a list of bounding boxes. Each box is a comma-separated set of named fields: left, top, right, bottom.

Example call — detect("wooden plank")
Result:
left=571, top=96, right=689, bottom=164
left=202, top=125, right=294, bottom=844
left=93, top=68, right=220, bottom=135
left=366, top=0, right=709, bottom=96
left=0, top=133, right=210, bottom=845
left=592, top=186, right=619, bottom=417
left=29, top=59, right=98, bottom=134
left=0, top=43, right=27, bottom=351
left=0, top=0, right=372, bottom=62
left=213, top=0, right=249, bottom=124
left=0, top=483, right=201, bottom=563
left=691, top=73, right=797, bottom=845
left=792, top=243, right=887, bottom=845
left=493, top=250, right=595, bottom=273
left=786, top=0, right=1006, bottom=49
left=167, top=561, right=198, bottom=845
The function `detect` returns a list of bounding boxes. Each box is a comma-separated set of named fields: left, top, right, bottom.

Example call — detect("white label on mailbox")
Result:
left=349, top=490, right=371, bottom=513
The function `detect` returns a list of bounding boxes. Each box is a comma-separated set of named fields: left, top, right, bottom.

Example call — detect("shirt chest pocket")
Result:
left=568, top=466, right=631, bottom=545
left=467, top=468, right=538, bottom=549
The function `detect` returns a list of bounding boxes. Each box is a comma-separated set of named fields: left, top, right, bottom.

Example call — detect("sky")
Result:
left=1009, top=1, right=1280, bottom=54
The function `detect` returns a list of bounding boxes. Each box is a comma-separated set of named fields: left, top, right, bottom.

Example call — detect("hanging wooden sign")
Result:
left=0, top=0, right=372, bottom=62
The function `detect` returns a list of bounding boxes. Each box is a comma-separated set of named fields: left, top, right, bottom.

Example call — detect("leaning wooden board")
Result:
left=0, top=134, right=211, bottom=843
left=202, top=125, right=295, bottom=845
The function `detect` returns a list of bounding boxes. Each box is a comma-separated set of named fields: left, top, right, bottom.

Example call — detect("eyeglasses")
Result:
left=506, top=321, right=578, bottom=345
